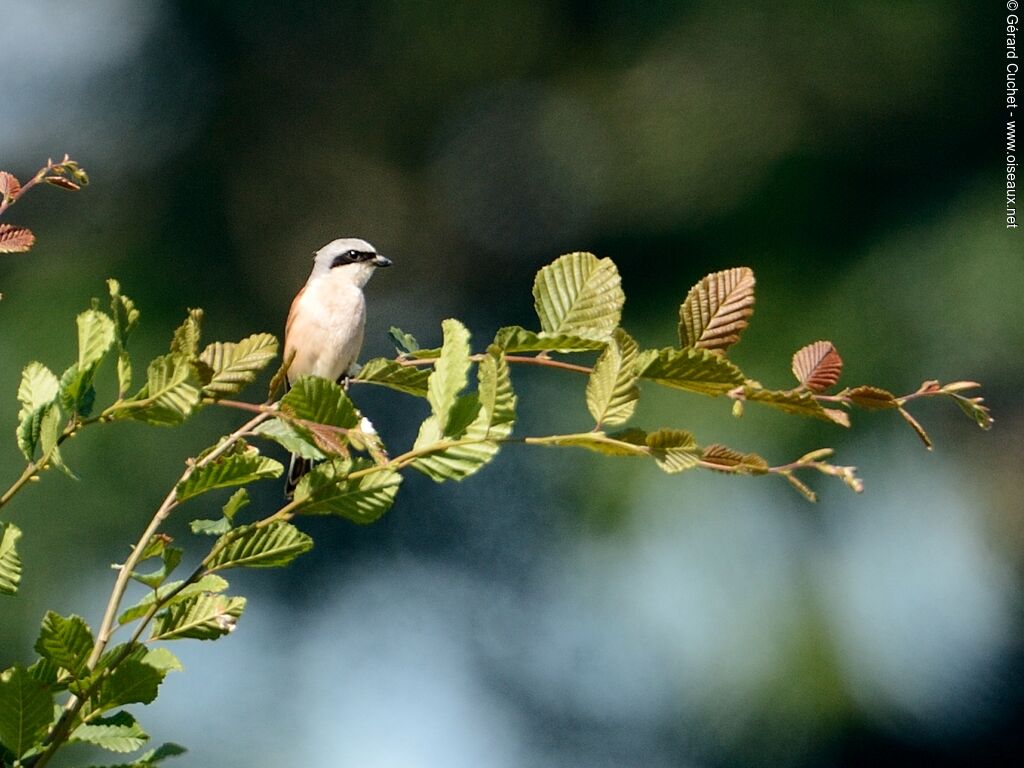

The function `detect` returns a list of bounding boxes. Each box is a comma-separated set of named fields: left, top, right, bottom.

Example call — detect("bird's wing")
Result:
left=283, top=283, right=307, bottom=385
left=285, top=283, right=306, bottom=343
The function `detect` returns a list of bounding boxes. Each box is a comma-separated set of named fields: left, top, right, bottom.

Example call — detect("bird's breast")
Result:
left=285, top=277, right=366, bottom=382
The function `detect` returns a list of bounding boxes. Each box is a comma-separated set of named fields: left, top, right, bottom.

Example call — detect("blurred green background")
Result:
left=2, top=1, right=1021, bottom=766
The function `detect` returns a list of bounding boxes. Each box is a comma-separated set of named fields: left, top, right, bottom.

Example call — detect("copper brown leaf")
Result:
left=678, top=267, right=755, bottom=352
left=700, top=444, right=770, bottom=474
left=792, top=341, right=843, bottom=392
left=898, top=407, right=933, bottom=450
left=44, top=176, right=81, bottom=191
left=845, top=385, right=898, bottom=410
left=0, top=171, right=21, bottom=202
left=741, top=385, right=848, bottom=425
left=307, top=422, right=350, bottom=456
left=0, top=224, right=36, bottom=253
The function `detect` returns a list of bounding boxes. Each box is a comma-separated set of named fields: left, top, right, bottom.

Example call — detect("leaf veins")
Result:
left=678, top=267, right=755, bottom=352
left=0, top=224, right=36, bottom=254
left=792, top=341, right=843, bottom=392
left=0, top=171, right=21, bottom=202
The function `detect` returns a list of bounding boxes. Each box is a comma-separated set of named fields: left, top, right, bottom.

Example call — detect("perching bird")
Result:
left=283, top=237, right=392, bottom=497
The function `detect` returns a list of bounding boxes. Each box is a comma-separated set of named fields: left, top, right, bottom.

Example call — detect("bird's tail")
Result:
left=285, top=453, right=311, bottom=500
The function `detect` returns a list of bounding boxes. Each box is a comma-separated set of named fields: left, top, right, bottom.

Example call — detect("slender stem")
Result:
left=394, top=353, right=593, bottom=376
left=504, top=355, right=592, bottom=374
left=31, top=411, right=272, bottom=768
left=0, top=463, right=37, bottom=509
left=85, top=410, right=270, bottom=668
left=212, top=398, right=269, bottom=414
left=0, top=158, right=62, bottom=217
left=0, top=420, right=84, bottom=512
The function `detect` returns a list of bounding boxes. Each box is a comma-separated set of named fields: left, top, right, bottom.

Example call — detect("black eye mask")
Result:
left=330, top=250, right=376, bottom=269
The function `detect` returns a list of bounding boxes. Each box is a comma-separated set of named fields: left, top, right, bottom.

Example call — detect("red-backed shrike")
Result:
left=283, top=237, right=392, bottom=496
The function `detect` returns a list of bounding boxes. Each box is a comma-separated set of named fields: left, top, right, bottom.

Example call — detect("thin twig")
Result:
left=85, top=411, right=271, bottom=667
left=393, top=353, right=593, bottom=375
left=32, top=410, right=272, bottom=768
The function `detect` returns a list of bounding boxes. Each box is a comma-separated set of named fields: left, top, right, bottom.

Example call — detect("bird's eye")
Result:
left=346, top=250, right=358, bottom=259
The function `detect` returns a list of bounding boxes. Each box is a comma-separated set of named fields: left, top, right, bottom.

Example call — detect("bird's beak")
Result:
left=373, top=254, right=393, bottom=268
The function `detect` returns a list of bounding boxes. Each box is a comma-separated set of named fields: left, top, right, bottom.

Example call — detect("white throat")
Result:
left=310, top=260, right=377, bottom=289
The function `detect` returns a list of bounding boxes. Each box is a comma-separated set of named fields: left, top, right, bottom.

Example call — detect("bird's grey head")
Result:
left=311, top=237, right=392, bottom=286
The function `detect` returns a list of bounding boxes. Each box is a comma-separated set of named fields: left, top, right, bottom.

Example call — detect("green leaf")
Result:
left=142, top=648, right=183, bottom=674
left=34, top=612, right=94, bottom=677
left=411, top=413, right=497, bottom=481
left=0, top=523, right=23, bottom=596
left=221, top=488, right=250, bottom=521
left=530, top=428, right=700, bottom=473
left=118, top=575, right=229, bottom=626
left=354, top=358, right=430, bottom=396
left=169, top=309, right=202, bottom=359
left=176, top=449, right=283, bottom=502
left=426, top=319, right=471, bottom=427
left=198, top=333, right=279, bottom=398
left=742, top=386, right=849, bottom=425
left=412, top=347, right=516, bottom=482
left=635, top=347, right=745, bottom=395
left=189, top=517, right=232, bottom=536
left=297, top=458, right=402, bottom=523
left=477, top=347, right=516, bottom=434
left=78, top=308, right=117, bottom=370
left=26, top=657, right=61, bottom=688
left=150, top=594, right=246, bottom=641
left=92, top=641, right=144, bottom=674
left=678, top=267, right=755, bottom=352
left=407, top=346, right=442, bottom=359
left=492, top=326, right=605, bottom=354
left=253, top=419, right=326, bottom=460
left=38, top=402, right=63, bottom=461
left=527, top=431, right=650, bottom=457
left=80, top=741, right=188, bottom=768
left=108, top=279, right=140, bottom=346
left=207, top=521, right=312, bottom=571
left=18, top=401, right=62, bottom=463
left=113, top=354, right=202, bottom=426
left=946, top=390, right=994, bottom=430
left=0, top=665, right=54, bottom=759
left=189, top=487, right=248, bottom=537
left=16, top=363, right=62, bottom=460
left=586, top=328, right=639, bottom=427
left=134, top=534, right=173, bottom=566
left=59, top=362, right=97, bottom=417
left=646, top=429, right=701, bottom=473
left=533, top=252, right=624, bottom=340
left=132, top=742, right=188, bottom=766
left=389, top=326, right=420, bottom=355
left=17, top=361, right=60, bottom=422
left=109, top=279, right=140, bottom=397
left=130, top=543, right=182, bottom=590
left=96, top=658, right=164, bottom=708
left=71, top=711, right=148, bottom=753
left=62, top=305, right=117, bottom=416
left=280, top=376, right=360, bottom=428
left=142, top=742, right=188, bottom=764
left=116, top=352, right=133, bottom=398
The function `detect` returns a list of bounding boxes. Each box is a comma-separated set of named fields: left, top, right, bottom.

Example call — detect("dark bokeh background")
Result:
left=2, top=2, right=1021, bottom=766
